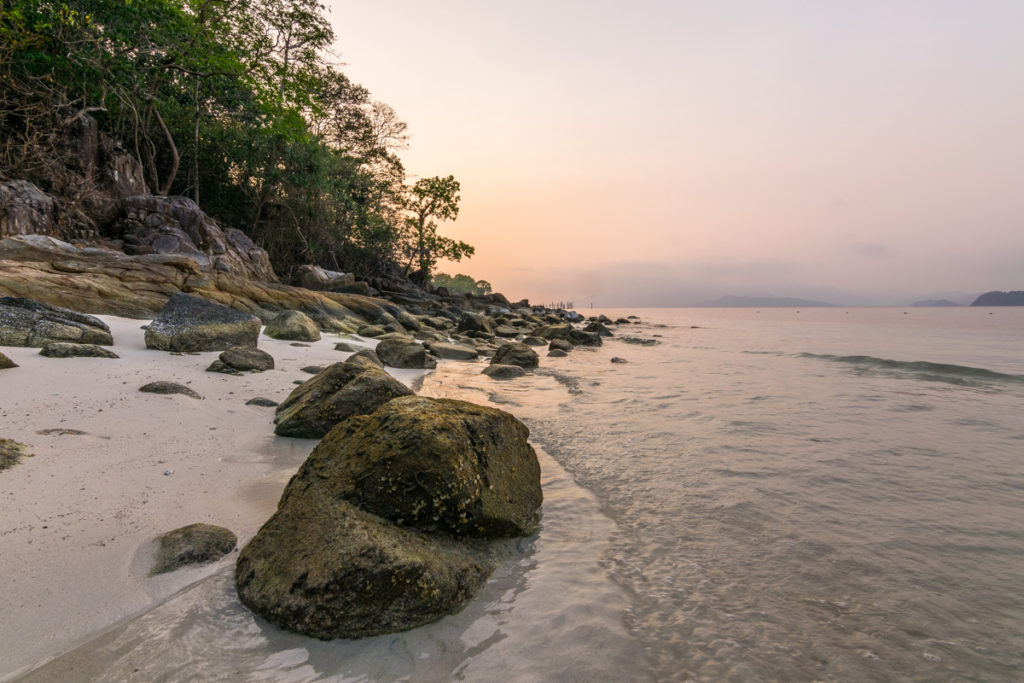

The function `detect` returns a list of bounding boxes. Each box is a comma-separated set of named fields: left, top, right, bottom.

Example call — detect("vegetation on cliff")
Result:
left=0, top=0, right=471, bottom=281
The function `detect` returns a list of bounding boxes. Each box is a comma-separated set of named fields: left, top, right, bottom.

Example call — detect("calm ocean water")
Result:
left=25, top=307, right=1024, bottom=681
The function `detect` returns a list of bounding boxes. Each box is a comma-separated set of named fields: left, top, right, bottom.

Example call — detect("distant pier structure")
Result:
left=547, top=301, right=573, bottom=310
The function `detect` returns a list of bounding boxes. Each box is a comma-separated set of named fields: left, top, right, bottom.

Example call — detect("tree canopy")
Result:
left=0, top=0, right=473, bottom=281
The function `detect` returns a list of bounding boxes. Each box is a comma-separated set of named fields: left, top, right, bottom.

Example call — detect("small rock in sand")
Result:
left=150, top=523, right=237, bottom=575
left=246, top=397, right=279, bottom=407
left=139, top=381, right=203, bottom=399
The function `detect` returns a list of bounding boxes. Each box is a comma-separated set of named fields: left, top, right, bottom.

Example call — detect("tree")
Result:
left=403, top=175, right=473, bottom=283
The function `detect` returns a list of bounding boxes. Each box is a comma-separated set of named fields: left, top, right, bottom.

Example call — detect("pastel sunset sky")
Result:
left=327, top=1, right=1024, bottom=305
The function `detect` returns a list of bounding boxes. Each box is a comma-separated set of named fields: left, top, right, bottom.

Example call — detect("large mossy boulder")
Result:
left=289, top=396, right=543, bottom=538
left=0, top=297, right=113, bottom=347
left=490, top=342, right=539, bottom=369
left=264, top=309, right=321, bottom=342
left=145, top=293, right=260, bottom=352
left=235, top=395, right=542, bottom=639
left=273, top=356, right=413, bottom=438
left=236, top=499, right=493, bottom=640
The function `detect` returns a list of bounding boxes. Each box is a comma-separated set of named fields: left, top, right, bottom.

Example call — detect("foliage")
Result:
left=402, top=175, right=473, bottom=283
left=432, top=273, right=492, bottom=296
left=0, top=0, right=473, bottom=281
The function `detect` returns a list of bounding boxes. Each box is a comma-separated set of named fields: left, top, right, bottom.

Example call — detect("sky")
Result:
left=325, top=1, right=1024, bottom=306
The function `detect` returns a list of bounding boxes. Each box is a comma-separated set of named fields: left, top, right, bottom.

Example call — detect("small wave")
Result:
left=796, top=353, right=1024, bottom=386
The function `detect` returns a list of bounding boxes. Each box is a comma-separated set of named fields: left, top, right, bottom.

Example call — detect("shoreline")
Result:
left=1, top=310, right=639, bottom=680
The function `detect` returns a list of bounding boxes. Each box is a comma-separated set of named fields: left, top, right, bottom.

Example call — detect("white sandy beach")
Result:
left=0, top=316, right=428, bottom=679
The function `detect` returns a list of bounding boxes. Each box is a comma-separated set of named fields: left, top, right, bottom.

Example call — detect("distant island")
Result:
left=971, top=291, right=1024, bottom=306
left=910, top=299, right=962, bottom=307
left=698, top=295, right=835, bottom=308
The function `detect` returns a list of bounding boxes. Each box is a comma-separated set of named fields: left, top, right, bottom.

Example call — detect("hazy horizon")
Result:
left=326, top=1, right=1024, bottom=306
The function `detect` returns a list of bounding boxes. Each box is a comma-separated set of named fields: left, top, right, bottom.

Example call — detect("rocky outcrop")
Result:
left=39, top=342, right=119, bottom=358
left=139, top=381, right=203, bottom=399
left=0, top=235, right=401, bottom=331
left=375, top=338, right=434, bottom=369
left=113, top=195, right=276, bottom=281
left=0, top=181, right=58, bottom=237
left=145, top=293, right=261, bottom=352
left=491, top=342, right=539, bottom=369
left=264, top=309, right=321, bottom=342
left=0, top=297, right=113, bottom=347
left=150, top=523, right=238, bottom=575
left=295, top=265, right=355, bottom=291
left=236, top=396, right=542, bottom=639
left=273, top=356, right=413, bottom=438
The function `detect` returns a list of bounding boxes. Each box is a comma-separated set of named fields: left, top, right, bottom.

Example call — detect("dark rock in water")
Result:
left=376, top=338, right=430, bottom=369
left=534, top=323, right=602, bottom=347
left=456, top=312, right=494, bottom=336
left=614, top=318, right=631, bottom=325
left=288, top=396, right=542, bottom=538
left=621, top=336, right=660, bottom=346
left=333, top=341, right=361, bottom=353
left=150, top=523, right=237, bottom=575
left=273, top=356, right=413, bottom=438
left=39, top=342, right=119, bottom=358
left=548, top=338, right=573, bottom=353
left=139, top=381, right=203, bottom=399
left=482, top=363, right=526, bottom=379
left=521, top=335, right=547, bottom=346
left=301, top=365, right=326, bottom=374
left=0, top=438, right=32, bottom=471
left=0, top=351, right=18, bottom=369
left=264, top=310, right=321, bottom=342
left=490, top=342, right=539, bottom=369
left=0, top=297, right=113, bottom=347
left=547, top=349, right=568, bottom=358
left=583, top=321, right=614, bottom=337
left=145, top=293, right=260, bottom=352
left=236, top=396, right=542, bottom=639
left=215, top=346, right=274, bottom=372
left=611, top=357, right=629, bottom=363
left=246, top=397, right=279, bottom=407
left=428, top=341, right=478, bottom=360
left=597, top=314, right=612, bottom=324
left=236, top=498, right=492, bottom=640
left=357, top=324, right=386, bottom=338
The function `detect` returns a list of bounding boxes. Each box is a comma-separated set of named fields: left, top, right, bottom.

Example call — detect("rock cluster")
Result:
left=236, top=396, right=542, bottom=639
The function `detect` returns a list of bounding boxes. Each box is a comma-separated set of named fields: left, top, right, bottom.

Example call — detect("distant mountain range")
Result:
left=909, top=299, right=962, bottom=307
left=971, top=290, right=1024, bottom=306
left=697, top=295, right=835, bottom=308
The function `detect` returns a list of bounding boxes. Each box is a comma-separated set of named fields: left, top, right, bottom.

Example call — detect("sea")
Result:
left=22, top=307, right=1024, bottom=682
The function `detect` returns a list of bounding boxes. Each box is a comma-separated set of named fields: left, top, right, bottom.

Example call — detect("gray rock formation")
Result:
left=145, top=293, right=260, bottom=352
left=0, top=297, right=113, bottom=347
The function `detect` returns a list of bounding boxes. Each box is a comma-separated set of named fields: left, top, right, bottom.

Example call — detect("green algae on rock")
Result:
left=0, top=438, right=32, bottom=471
left=151, top=523, right=237, bottom=575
